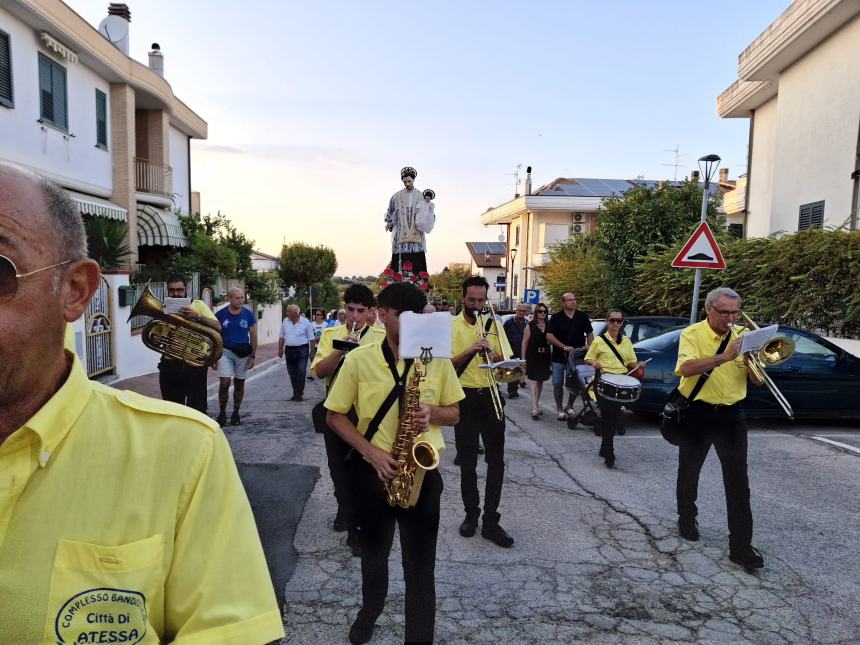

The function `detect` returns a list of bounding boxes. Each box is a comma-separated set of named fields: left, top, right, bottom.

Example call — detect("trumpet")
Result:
left=474, top=307, right=505, bottom=421
left=730, top=311, right=795, bottom=419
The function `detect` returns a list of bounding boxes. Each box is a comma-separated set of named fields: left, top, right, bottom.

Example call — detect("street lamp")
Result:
left=689, top=154, right=721, bottom=323
left=508, top=247, right=518, bottom=306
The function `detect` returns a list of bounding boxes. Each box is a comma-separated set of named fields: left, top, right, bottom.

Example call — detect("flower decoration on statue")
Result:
left=379, top=262, right=430, bottom=291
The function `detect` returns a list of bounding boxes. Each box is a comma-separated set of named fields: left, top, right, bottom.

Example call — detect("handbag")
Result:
left=659, top=334, right=731, bottom=445
left=226, top=343, right=253, bottom=358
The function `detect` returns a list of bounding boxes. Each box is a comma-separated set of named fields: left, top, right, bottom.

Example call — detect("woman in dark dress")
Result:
left=521, top=303, right=552, bottom=420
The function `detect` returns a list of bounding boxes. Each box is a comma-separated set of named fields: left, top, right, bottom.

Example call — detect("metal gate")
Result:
left=85, top=276, right=114, bottom=377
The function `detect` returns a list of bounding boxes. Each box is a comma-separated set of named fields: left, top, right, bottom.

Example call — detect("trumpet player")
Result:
left=675, top=287, right=764, bottom=573
left=325, top=282, right=463, bottom=644
left=451, top=276, right=516, bottom=548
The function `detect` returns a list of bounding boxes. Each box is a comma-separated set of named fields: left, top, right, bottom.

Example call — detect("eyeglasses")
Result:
left=607, top=318, right=624, bottom=323
left=536, top=309, right=547, bottom=314
left=713, top=309, right=741, bottom=318
left=0, top=255, right=74, bottom=300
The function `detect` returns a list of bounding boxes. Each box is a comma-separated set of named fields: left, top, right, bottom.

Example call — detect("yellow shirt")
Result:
left=451, top=313, right=513, bottom=389
left=585, top=334, right=637, bottom=375
left=0, top=354, right=284, bottom=645
left=675, top=319, right=748, bottom=405
left=324, top=342, right=465, bottom=454
left=190, top=299, right=218, bottom=321
left=310, top=323, right=385, bottom=388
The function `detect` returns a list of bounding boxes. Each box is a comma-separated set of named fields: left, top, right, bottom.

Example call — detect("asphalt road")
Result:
left=218, top=362, right=860, bottom=644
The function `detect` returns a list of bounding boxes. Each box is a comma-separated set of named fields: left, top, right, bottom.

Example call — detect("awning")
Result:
left=136, top=204, right=188, bottom=247
left=65, top=189, right=128, bottom=221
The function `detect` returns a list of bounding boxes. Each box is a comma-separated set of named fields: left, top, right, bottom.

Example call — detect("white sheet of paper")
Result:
left=739, top=324, right=779, bottom=355
left=478, top=359, right=526, bottom=370
left=399, top=312, right=453, bottom=359
left=164, top=297, right=191, bottom=315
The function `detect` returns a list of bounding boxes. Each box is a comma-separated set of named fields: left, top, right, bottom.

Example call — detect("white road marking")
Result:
left=811, top=436, right=860, bottom=455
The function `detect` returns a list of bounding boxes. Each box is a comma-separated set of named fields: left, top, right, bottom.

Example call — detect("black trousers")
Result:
left=284, top=345, right=309, bottom=397
left=158, top=359, right=208, bottom=413
left=676, top=402, right=753, bottom=549
left=454, top=388, right=506, bottom=525
left=597, top=394, right=623, bottom=458
left=351, top=458, right=442, bottom=644
left=322, top=411, right=358, bottom=528
left=389, top=251, right=427, bottom=274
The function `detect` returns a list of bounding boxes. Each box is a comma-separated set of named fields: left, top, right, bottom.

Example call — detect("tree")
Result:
left=536, top=234, right=607, bottom=313
left=84, top=216, right=131, bottom=270
left=278, top=243, right=338, bottom=307
left=427, top=265, right=471, bottom=307
left=593, top=181, right=724, bottom=312
left=287, top=278, right=341, bottom=315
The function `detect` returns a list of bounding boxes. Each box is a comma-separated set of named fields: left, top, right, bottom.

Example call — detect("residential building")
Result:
left=465, top=241, right=506, bottom=307
left=717, top=0, right=860, bottom=236
left=0, top=1, right=207, bottom=380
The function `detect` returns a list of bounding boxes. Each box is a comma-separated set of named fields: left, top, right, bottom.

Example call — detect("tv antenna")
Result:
left=662, top=145, right=687, bottom=181
left=504, top=163, right=524, bottom=197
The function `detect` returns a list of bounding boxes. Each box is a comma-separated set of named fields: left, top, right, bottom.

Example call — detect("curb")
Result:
left=205, top=356, right=282, bottom=398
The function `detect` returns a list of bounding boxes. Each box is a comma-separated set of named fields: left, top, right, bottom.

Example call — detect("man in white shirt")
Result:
left=278, top=304, right=315, bottom=401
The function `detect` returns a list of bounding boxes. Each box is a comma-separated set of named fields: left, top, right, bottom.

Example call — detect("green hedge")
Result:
left=635, top=229, right=860, bottom=337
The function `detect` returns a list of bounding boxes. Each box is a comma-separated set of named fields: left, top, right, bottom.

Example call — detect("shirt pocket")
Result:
left=43, top=534, right=164, bottom=644
left=419, top=377, right=442, bottom=406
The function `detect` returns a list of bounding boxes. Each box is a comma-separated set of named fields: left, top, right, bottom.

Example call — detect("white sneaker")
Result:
left=557, top=411, right=566, bottom=420
left=566, top=408, right=576, bottom=415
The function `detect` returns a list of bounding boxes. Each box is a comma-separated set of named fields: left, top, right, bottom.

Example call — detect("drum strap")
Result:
left=599, top=333, right=626, bottom=369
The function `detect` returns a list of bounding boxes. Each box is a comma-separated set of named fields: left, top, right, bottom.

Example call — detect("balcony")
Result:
left=134, top=158, right=173, bottom=197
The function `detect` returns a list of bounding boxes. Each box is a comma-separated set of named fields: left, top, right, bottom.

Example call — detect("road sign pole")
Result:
left=689, top=182, right=710, bottom=324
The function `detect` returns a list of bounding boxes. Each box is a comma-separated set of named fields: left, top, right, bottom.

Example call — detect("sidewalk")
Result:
left=112, top=341, right=283, bottom=398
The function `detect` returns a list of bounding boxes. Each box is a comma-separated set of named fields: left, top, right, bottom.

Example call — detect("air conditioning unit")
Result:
left=573, top=212, right=584, bottom=222
left=573, top=224, right=583, bottom=233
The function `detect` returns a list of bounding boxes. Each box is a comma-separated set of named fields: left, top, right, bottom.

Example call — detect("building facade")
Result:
left=717, top=0, right=860, bottom=236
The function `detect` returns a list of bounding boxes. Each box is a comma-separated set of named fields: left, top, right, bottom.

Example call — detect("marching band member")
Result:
left=325, top=282, right=463, bottom=644
left=311, top=284, right=384, bottom=554
left=451, top=276, right=516, bottom=548
left=585, top=308, right=641, bottom=468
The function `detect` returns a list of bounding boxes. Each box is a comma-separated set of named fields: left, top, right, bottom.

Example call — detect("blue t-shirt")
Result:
left=216, top=306, right=257, bottom=347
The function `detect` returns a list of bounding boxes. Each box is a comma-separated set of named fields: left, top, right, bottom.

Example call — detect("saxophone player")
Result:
left=325, top=282, right=464, bottom=645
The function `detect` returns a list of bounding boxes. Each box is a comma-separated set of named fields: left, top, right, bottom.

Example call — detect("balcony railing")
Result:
left=134, top=158, right=173, bottom=197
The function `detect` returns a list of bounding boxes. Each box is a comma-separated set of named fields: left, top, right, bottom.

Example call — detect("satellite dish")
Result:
left=99, top=15, right=129, bottom=44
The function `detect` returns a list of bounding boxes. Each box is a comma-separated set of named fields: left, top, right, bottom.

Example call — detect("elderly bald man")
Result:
left=0, top=162, right=284, bottom=644
left=278, top=304, right=315, bottom=401
left=215, top=287, right=258, bottom=425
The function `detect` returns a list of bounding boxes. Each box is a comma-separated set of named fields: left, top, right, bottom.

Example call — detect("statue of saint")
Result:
left=384, top=166, right=435, bottom=273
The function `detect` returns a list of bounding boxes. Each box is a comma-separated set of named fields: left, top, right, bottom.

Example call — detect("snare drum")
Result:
left=595, top=373, right=641, bottom=403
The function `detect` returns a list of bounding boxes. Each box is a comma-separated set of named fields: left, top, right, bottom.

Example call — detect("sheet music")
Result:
left=739, top=324, right=779, bottom=355
left=478, top=359, right=525, bottom=370
left=164, top=297, right=191, bottom=314
left=399, top=312, right=453, bottom=359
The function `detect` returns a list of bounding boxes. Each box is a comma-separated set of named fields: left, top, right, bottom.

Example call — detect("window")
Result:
left=95, top=89, right=107, bottom=148
left=513, top=274, right=519, bottom=297
left=0, top=29, right=12, bottom=108
left=38, top=53, right=67, bottom=131
left=798, top=201, right=824, bottom=230
left=514, top=225, right=520, bottom=245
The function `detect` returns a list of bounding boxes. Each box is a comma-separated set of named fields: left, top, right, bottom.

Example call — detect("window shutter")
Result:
left=39, top=54, right=53, bottom=123
left=96, top=89, right=107, bottom=147
left=798, top=201, right=824, bottom=230
left=52, top=62, right=67, bottom=130
left=0, top=30, right=12, bottom=107
left=811, top=202, right=824, bottom=228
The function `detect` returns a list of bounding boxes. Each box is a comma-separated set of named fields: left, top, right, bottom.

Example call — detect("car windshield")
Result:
left=633, top=327, right=685, bottom=350
left=591, top=321, right=606, bottom=336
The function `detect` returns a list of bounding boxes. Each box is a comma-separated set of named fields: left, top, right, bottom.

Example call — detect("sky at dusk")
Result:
left=67, top=0, right=790, bottom=276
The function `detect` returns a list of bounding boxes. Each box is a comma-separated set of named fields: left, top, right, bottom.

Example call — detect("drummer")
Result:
left=584, top=309, right=643, bottom=468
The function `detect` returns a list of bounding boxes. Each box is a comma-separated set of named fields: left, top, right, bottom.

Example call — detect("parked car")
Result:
left=629, top=325, right=860, bottom=420
left=591, top=316, right=687, bottom=344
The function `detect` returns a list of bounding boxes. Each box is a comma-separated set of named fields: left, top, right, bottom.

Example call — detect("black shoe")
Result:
left=459, top=515, right=479, bottom=537
left=616, top=426, right=626, bottom=436
left=477, top=444, right=485, bottom=455
left=332, top=510, right=349, bottom=533
left=290, top=394, right=303, bottom=401
left=307, top=375, right=314, bottom=380
left=453, top=453, right=461, bottom=466
left=604, top=455, right=615, bottom=468
left=346, top=529, right=361, bottom=557
left=678, top=517, right=700, bottom=541
left=481, top=523, right=514, bottom=548
left=230, top=410, right=240, bottom=425
left=215, top=412, right=227, bottom=426
left=729, top=545, right=765, bottom=572
left=348, top=615, right=375, bottom=644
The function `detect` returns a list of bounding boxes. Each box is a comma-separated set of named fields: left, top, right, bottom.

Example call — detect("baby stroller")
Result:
left=564, top=347, right=600, bottom=431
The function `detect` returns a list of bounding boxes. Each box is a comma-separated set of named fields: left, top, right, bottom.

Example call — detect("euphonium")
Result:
left=128, top=285, right=224, bottom=368
left=385, top=359, right=440, bottom=509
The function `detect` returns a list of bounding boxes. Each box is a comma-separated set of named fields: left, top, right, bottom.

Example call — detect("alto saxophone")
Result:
left=385, top=360, right=440, bottom=509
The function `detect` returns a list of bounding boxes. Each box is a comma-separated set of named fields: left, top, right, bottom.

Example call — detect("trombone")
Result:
left=474, top=307, right=505, bottom=421
left=730, top=311, right=795, bottom=419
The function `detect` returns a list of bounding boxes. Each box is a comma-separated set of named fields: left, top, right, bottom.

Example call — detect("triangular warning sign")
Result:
left=671, top=222, right=726, bottom=269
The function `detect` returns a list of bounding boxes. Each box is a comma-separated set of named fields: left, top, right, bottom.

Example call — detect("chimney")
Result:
left=690, top=170, right=700, bottom=183
left=98, top=4, right=131, bottom=56
left=148, top=43, right=164, bottom=77
left=719, top=168, right=729, bottom=183
left=524, top=166, right=532, bottom=196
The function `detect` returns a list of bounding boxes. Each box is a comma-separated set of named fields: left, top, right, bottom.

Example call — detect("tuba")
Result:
left=385, top=355, right=440, bottom=509
left=128, top=285, right=224, bottom=368
left=731, top=311, right=795, bottom=418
